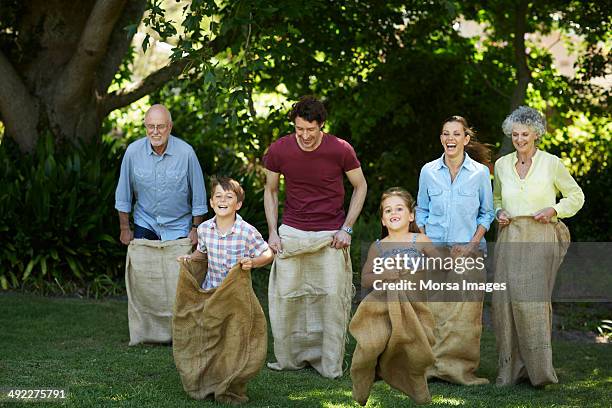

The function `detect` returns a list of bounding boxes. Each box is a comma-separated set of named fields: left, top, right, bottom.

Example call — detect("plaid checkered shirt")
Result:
left=196, top=214, right=269, bottom=289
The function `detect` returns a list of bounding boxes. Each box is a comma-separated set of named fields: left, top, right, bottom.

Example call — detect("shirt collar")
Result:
left=435, top=152, right=475, bottom=172
left=208, top=213, right=243, bottom=236
left=146, top=135, right=175, bottom=156
left=512, top=148, right=540, bottom=165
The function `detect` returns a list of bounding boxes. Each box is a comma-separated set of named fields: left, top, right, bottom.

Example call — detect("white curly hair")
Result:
left=501, top=106, right=546, bottom=138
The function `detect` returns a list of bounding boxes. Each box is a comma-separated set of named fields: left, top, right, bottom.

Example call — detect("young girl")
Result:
left=361, top=187, right=437, bottom=289
left=350, top=187, right=437, bottom=406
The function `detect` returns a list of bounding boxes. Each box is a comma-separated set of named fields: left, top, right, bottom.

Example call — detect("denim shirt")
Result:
left=416, top=153, right=494, bottom=244
left=115, top=135, right=207, bottom=240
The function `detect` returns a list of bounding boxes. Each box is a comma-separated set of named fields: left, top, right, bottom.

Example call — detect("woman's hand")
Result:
left=497, top=209, right=512, bottom=227
left=533, top=207, right=557, bottom=224
left=381, top=269, right=400, bottom=281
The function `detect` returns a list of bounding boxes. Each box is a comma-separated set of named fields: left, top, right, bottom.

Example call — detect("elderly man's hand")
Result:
left=120, top=228, right=133, bottom=245
left=188, top=227, right=198, bottom=245
left=331, top=229, right=351, bottom=249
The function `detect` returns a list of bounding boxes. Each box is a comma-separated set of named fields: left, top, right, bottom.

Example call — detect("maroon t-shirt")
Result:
left=263, top=133, right=361, bottom=231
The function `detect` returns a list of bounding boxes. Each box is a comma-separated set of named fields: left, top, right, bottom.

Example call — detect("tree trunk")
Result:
left=500, top=0, right=531, bottom=156
left=0, top=0, right=152, bottom=152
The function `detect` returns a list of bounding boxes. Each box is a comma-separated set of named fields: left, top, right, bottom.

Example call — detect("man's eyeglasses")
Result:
left=145, top=124, right=168, bottom=132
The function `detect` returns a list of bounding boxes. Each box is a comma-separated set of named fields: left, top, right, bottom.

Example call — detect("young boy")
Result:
left=179, top=176, right=273, bottom=288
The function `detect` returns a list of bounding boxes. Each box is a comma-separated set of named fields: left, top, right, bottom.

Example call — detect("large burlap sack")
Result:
left=173, top=258, right=267, bottom=404
left=426, top=249, right=489, bottom=385
left=125, top=238, right=192, bottom=345
left=349, top=273, right=435, bottom=406
left=267, top=225, right=353, bottom=379
left=492, top=216, right=570, bottom=386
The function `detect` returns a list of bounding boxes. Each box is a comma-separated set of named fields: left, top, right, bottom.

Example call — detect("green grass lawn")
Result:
left=0, top=292, right=610, bottom=407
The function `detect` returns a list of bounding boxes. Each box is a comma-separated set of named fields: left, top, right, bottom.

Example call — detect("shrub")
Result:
left=0, top=136, right=125, bottom=296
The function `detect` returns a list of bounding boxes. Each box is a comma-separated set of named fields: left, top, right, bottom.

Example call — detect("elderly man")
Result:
left=115, top=104, right=207, bottom=345
left=115, top=104, right=207, bottom=243
left=264, top=95, right=367, bottom=378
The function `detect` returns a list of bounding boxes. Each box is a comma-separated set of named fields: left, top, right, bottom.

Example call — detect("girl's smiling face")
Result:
left=381, top=196, right=414, bottom=232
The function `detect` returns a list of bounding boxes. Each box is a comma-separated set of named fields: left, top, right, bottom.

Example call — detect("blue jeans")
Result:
left=134, top=224, right=160, bottom=240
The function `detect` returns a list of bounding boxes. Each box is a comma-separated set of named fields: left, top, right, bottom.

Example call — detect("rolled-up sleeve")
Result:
left=476, top=167, right=494, bottom=231
left=188, top=149, right=208, bottom=216
left=415, top=168, right=429, bottom=228
left=493, top=160, right=503, bottom=215
left=115, top=150, right=133, bottom=213
left=552, top=159, right=585, bottom=218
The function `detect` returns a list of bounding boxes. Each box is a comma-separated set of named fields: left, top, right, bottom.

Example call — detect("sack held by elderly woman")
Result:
left=492, top=106, right=585, bottom=387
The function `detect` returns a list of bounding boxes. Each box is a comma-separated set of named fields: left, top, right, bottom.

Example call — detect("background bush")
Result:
left=0, top=136, right=124, bottom=296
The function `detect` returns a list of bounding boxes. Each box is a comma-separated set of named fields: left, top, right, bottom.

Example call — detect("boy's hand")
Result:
left=177, top=254, right=192, bottom=262
left=240, top=257, right=253, bottom=270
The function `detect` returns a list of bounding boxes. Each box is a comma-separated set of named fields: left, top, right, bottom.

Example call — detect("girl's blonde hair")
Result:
left=380, top=187, right=420, bottom=238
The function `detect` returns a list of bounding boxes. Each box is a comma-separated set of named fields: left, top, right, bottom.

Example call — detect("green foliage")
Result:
left=350, top=216, right=385, bottom=290
left=0, top=136, right=125, bottom=296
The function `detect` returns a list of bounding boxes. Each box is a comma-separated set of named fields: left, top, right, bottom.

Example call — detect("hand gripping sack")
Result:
left=172, top=258, right=267, bottom=404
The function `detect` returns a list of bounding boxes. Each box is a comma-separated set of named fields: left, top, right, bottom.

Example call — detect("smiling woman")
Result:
left=492, top=106, right=585, bottom=387
left=415, top=115, right=495, bottom=386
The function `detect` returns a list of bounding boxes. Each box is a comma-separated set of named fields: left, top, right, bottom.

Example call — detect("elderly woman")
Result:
left=492, top=106, right=584, bottom=387
left=416, top=115, right=494, bottom=385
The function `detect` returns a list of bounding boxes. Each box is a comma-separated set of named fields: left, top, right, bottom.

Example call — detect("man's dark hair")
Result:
left=288, top=95, right=327, bottom=125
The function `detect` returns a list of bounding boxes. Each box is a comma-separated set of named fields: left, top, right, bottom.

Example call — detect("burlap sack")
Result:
left=125, top=238, right=192, bottom=346
left=492, top=216, right=570, bottom=386
left=172, top=258, right=267, bottom=404
left=427, top=249, right=489, bottom=385
left=349, top=272, right=435, bottom=406
left=267, top=225, right=353, bottom=379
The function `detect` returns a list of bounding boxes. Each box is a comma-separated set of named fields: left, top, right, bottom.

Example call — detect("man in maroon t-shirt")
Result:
left=263, top=96, right=367, bottom=248
left=263, top=95, right=367, bottom=378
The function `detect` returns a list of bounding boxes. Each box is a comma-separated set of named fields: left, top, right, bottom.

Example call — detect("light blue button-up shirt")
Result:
left=416, top=153, right=494, bottom=244
left=115, top=135, right=207, bottom=241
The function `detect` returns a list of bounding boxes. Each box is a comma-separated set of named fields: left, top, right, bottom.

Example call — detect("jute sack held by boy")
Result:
left=173, top=177, right=273, bottom=404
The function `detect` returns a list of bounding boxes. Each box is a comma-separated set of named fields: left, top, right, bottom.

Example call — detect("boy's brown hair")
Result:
left=210, top=176, right=245, bottom=202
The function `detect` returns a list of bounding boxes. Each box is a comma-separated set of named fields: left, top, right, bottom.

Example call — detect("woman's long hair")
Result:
left=380, top=187, right=420, bottom=239
left=443, top=115, right=492, bottom=167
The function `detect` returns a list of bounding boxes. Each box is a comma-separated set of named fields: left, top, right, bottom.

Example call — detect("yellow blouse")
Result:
left=493, top=150, right=584, bottom=219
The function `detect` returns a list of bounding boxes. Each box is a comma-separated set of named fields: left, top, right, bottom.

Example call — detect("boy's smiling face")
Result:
left=210, top=185, right=242, bottom=217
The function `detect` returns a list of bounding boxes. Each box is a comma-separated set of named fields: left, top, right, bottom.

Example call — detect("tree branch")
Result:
left=95, top=0, right=148, bottom=95
left=100, top=56, right=193, bottom=114
left=0, top=50, right=39, bottom=152
left=101, top=38, right=224, bottom=114
left=469, top=60, right=511, bottom=100
left=56, top=0, right=128, bottom=107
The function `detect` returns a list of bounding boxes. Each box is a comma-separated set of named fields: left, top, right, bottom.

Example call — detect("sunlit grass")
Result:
left=0, top=292, right=610, bottom=407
